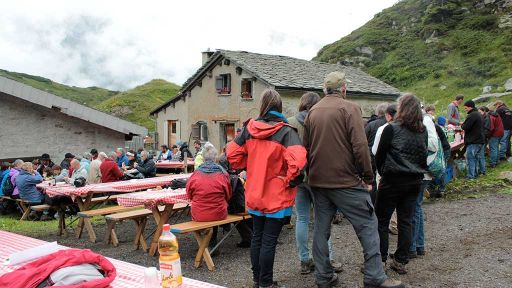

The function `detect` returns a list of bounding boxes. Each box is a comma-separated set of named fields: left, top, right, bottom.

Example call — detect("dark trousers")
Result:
left=237, top=218, right=253, bottom=243
left=375, top=179, right=420, bottom=264
left=251, top=215, right=284, bottom=287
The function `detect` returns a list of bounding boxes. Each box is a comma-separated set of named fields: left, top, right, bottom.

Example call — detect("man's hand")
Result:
left=363, top=181, right=373, bottom=192
left=134, top=162, right=138, bottom=168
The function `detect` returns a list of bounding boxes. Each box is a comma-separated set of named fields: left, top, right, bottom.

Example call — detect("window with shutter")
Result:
left=241, top=79, right=253, bottom=99
left=215, top=77, right=223, bottom=93
left=191, top=123, right=200, bottom=140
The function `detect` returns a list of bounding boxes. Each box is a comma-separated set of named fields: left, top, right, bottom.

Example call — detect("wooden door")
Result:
left=167, top=120, right=177, bottom=146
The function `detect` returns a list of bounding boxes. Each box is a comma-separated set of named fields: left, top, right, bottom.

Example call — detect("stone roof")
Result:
left=151, top=50, right=400, bottom=115
left=0, top=76, right=148, bottom=136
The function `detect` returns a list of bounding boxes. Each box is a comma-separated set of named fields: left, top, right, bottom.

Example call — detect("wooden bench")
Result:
left=1, top=196, right=33, bottom=220
left=30, top=203, right=69, bottom=236
left=170, top=214, right=251, bottom=271
left=105, top=202, right=189, bottom=251
left=76, top=205, right=144, bottom=242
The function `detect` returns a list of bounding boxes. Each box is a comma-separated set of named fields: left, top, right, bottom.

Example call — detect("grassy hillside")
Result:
left=0, top=69, right=117, bottom=106
left=0, top=69, right=180, bottom=130
left=95, top=79, right=180, bottom=130
left=314, top=0, right=512, bottom=111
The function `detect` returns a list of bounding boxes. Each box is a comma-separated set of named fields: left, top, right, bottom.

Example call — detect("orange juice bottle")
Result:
left=159, top=224, right=182, bottom=288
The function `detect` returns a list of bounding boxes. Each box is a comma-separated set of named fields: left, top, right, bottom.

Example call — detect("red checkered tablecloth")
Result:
left=117, top=188, right=190, bottom=210
left=0, top=230, right=225, bottom=288
left=156, top=160, right=195, bottom=169
left=42, top=174, right=190, bottom=198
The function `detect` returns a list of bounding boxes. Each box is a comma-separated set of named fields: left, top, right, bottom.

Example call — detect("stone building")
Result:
left=0, top=76, right=147, bottom=162
left=150, top=49, right=400, bottom=150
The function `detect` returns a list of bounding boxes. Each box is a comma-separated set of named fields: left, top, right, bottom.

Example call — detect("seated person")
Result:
left=177, top=140, right=193, bottom=161
left=8, top=160, right=24, bottom=199
left=186, top=143, right=232, bottom=253
left=157, top=145, right=172, bottom=161
left=64, top=159, right=88, bottom=185
left=122, top=151, right=138, bottom=171
left=37, top=153, right=54, bottom=175
left=52, top=165, right=68, bottom=182
left=42, top=167, right=54, bottom=181
left=16, top=162, right=44, bottom=203
left=0, top=162, right=11, bottom=196
left=100, top=152, right=124, bottom=183
left=135, top=151, right=156, bottom=178
left=115, top=148, right=129, bottom=168
left=171, top=145, right=181, bottom=161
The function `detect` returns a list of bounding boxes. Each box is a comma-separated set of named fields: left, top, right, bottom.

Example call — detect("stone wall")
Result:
left=0, top=93, right=126, bottom=162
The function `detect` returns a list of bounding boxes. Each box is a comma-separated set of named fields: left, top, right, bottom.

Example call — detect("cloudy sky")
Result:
left=0, top=0, right=398, bottom=91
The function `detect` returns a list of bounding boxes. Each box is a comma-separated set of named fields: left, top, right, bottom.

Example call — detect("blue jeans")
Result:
left=410, top=180, right=427, bottom=253
left=466, top=144, right=484, bottom=179
left=295, top=183, right=333, bottom=262
left=489, top=137, right=500, bottom=166
left=499, top=130, right=510, bottom=159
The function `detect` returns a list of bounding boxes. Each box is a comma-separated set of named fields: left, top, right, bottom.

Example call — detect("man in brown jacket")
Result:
left=304, top=72, right=404, bottom=288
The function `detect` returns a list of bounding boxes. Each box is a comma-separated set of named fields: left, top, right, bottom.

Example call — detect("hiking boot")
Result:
left=390, top=259, right=407, bottom=274
left=416, top=248, right=425, bottom=256
left=317, top=274, right=338, bottom=288
left=300, top=259, right=314, bottom=274
left=259, top=281, right=285, bottom=288
left=330, top=260, right=343, bottom=273
left=364, top=278, right=405, bottom=288
left=408, top=251, right=417, bottom=259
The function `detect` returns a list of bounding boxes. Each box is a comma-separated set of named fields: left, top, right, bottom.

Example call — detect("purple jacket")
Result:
left=8, top=168, right=20, bottom=196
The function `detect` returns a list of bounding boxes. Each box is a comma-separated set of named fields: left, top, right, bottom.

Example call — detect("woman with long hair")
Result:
left=374, top=93, right=428, bottom=274
left=227, top=89, right=307, bottom=288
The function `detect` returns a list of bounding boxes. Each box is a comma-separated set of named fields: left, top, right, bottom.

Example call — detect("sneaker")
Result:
left=330, top=260, right=343, bottom=273
left=317, top=274, right=338, bottom=288
left=390, top=259, right=407, bottom=274
left=364, top=278, right=405, bottom=288
left=236, top=241, right=251, bottom=248
left=259, top=281, right=285, bottom=288
left=300, top=259, right=314, bottom=274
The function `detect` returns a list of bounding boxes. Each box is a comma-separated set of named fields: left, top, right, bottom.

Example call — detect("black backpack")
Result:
left=2, top=176, right=14, bottom=197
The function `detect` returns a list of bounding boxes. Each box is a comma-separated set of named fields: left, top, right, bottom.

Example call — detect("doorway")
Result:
left=167, top=120, right=178, bottom=146
left=220, top=123, right=236, bottom=149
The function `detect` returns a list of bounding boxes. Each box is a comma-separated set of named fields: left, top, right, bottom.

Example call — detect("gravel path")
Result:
left=36, top=194, right=512, bottom=288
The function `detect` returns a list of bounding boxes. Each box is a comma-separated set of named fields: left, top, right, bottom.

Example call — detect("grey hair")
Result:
left=110, top=152, right=118, bottom=160
left=98, top=152, right=108, bottom=160
left=375, top=103, right=388, bottom=117
left=323, top=87, right=342, bottom=95
left=202, top=142, right=218, bottom=163
left=140, top=150, right=149, bottom=157
left=82, top=152, right=92, bottom=160
left=116, top=148, right=124, bottom=154
left=13, top=159, right=24, bottom=168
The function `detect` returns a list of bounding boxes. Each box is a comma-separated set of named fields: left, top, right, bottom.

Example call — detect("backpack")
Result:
left=427, top=139, right=446, bottom=179
left=2, top=176, right=15, bottom=197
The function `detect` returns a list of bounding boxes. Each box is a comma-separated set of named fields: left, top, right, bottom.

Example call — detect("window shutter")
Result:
left=215, top=77, right=223, bottom=93
left=191, top=123, right=200, bottom=139
left=200, top=124, right=208, bottom=141
left=226, top=74, right=231, bottom=93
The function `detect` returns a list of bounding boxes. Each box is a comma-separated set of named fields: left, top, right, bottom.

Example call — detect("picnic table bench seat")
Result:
left=104, top=202, right=189, bottom=250
left=170, top=214, right=251, bottom=271
left=1, top=196, right=32, bottom=220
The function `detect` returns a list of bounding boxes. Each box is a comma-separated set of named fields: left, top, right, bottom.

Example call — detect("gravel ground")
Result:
left=36, top=194, right=512, bottom=288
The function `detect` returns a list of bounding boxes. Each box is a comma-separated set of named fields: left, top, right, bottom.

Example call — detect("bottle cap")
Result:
left=163, top=224, right=170, bottom=231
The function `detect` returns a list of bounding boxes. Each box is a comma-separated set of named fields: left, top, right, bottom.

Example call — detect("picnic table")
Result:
left=36, top=174, right=190, bottom=241
left=156, top=159, right=195, bottom=169
left=450, top=139, right=464, bottom=151
left=0, top=230, right=225, bottom=288
left=117, top=188, right=190, bottom=256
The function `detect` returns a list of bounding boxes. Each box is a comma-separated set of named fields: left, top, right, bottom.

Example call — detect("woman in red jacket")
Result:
left=227, top=89, right=307, bottom=288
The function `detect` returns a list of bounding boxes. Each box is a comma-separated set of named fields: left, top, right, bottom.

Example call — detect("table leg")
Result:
left=193, top=228, right=214, bottom=271
left=148, top=204, right=174, bottom=256
left=133, top=217, right=148, bottom=251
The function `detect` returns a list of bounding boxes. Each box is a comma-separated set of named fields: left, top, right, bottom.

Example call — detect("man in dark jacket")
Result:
left=177, top=140, right=193, bottom=161
left=365, top=103, right=388, bottom=203
left=135, top=151, right=156, bottom=178
left=494, top=100, right=512, bottom=159
left=462, top=100, right=485, bottom=179
left=37, top=153, right=55, bottom=175
left=304, top=72, right=403, bottom=288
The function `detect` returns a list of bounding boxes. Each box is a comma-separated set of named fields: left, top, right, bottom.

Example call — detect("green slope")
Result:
left=314, top=0, right=512, bottom=110
left=0, top=69, right=118, bottom=106
left=95, top=79, right=180, bottom=130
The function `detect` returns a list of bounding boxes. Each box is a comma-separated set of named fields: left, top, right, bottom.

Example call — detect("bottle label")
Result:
left=160, top=258, right=183, bottom=288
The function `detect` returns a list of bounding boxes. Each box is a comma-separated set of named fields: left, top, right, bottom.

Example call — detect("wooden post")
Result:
left=184, top=152, right=188, bottom=174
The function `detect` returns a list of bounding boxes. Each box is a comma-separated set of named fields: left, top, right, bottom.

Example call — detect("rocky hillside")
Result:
left=315, top=0, right=512, bottom=109
left=0, top=69, right=179, bottom=130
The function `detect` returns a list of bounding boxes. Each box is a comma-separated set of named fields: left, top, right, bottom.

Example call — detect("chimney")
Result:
left=202, top=48, right=215, bottom=65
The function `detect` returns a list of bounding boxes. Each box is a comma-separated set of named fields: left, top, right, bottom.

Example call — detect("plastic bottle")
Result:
left=159, top=224, right=182, bottom=288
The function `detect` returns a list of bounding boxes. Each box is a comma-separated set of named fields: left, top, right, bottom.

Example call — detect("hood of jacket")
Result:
left=246, top=119, right=289, bottom=139
left=295, top=110, right=308, bottom=126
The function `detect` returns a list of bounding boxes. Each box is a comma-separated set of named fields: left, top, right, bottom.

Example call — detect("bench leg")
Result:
left=19, top=203, right=30, bottom=221
left=193, top=228, right=215, bottom=271
left=133, top=217, right=148, bottom=252
left=58, top=209, right=68, bottom=237
left=105, top=220, right=119, bottom=246
left=84, top=218, right=96, bottom=243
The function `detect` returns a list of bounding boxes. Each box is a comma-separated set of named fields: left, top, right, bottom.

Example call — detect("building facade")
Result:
left=151, top=50, right=401, bottom=150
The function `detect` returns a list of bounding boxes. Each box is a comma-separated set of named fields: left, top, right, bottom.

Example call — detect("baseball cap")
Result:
left=324, top=71, right=346, bottom=90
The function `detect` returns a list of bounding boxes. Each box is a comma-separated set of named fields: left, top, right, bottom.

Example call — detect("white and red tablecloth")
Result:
left=0, top=230, right=224, bottom=288
left=450, top=139, right=464, bottom=151
left=156, top=160, right=195, bottom=169
left=117, top=188, right=190, bottom=210
left=38, top=174, right=190, bottom=198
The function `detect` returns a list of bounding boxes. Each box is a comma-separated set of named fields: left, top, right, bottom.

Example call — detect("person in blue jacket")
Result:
left=115, top=148, right=130, bottom=168
left=157, top=145, right=173, bottom=161
left=16, top=162, right=44, bottom=203
left=0, top=162, right=11, bottom=196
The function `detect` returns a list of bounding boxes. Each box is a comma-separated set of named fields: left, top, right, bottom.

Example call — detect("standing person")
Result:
left=487, top=107, right=504, bottom=168
left=37, top=154, right=54, bottom=175
left=194, top=141, right=205, bottom=170
left=447, top=95, right=464, bottom=126
left=90, top=149, right=99, bottom=161
left=431, top=117, right=451, bottom=198
left=304, top=72, right=403, bottom=288
left=462, top=100, right=485, bottom=179
left=100, top=152, right=124, bottom=183
left=60, top=153, right=74, bottom=170
left=374, top=94, right=428, bottom=274
left=88, top=152, right=106, bottom=184
left=193, top=140, right=203, bottom=158
left=227, top=89, right=307, bottom=288
left=288, top=92, right=342, bottom=275
left=494, top=100, right=512, bottom=160
left=479, top=107, right=491, bottom=139
left=157, top=145, right=172, bottom=161
left=115, top=148, right=129, bottom=168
